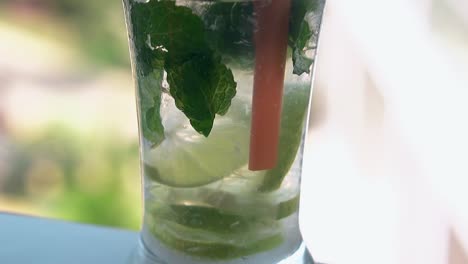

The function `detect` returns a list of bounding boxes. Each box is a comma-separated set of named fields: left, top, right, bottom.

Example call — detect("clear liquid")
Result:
left=141, top=68, right=306, bottom=262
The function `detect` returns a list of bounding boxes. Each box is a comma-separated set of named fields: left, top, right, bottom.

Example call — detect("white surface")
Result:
left=300, top=0, right=468, bottom=263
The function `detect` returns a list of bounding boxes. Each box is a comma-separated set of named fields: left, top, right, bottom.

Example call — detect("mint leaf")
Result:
left=202, top=2, right=256, bottom=69
left=125, top=1, right=166, bottom=146
left=289, top=0, right=320, bottom=75
left=166, top=53, right=236, bottom=136
left=127, top=0, right=320, bottom=140
left=127, top=2, right=155, bottom=76
left=138, top=72, right=165, bottom=146
left=130, top=0, right=237, bottom=137
left=202, top=0, right=321, bottom=75
left=291, top=21, right=314, bottom=75
left=145, top=2, right=207, bottom=61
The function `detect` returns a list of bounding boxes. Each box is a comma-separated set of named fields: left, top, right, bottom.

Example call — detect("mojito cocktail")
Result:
left=122, top=0, right=325, bottom=263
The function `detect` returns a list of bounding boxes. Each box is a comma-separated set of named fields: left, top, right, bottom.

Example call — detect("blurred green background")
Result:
left=0, top=0, right=141, bottom=229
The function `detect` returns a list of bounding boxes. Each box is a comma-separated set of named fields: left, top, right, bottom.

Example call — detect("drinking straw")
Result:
left=249, top=0, right=292, bottom=171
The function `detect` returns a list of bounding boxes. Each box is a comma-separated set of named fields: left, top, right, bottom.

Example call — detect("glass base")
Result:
left=129, top=238, right=315, bottom=264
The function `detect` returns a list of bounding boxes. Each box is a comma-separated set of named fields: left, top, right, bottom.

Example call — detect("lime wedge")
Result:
left=259, top=82, right=310, bottom=192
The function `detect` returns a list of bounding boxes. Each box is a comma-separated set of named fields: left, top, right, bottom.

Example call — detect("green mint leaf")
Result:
left=131, top=0, right=236, bottom=137
left=166, top=53, right=236, bottom=136
left=291, top=21, right=314, bottom=75
left=289, top=0, right=319, bottom=75
left=202, top=2, right=256, bottom=69
left=290, top=0, right=318, bottom=40
left=128, top=1, right=155, bottom=76
left=202, top=0, right=321, bottom=76
left=125, top=0, right=166, bottom=146
left=145, top=2, right=207, bottom=61
left=138, top=72, right=165, bottom=146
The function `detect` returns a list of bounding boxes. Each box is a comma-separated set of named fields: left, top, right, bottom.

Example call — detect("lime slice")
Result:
left=276, top=195, right=300, bottom=220
left=200, top=191, right=300, bottom=220
left=147, top=192, right=300, bottom=230
left=157, top=204, right=251, bottom=234
left=259, top=82, right=310, bottom=192
left=144, top=82, right=309, bottom=189
left=144, top=92, right=251, bottom=188
left=147, top=212, right=283, bottom=260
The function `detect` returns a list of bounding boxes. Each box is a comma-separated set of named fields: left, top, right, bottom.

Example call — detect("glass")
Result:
left=122, top=0, right=326, bottom=263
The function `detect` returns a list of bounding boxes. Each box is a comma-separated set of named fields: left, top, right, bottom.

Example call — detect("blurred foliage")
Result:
left=2, top=125, right=141, bottom=230
left=0, top=0, right=141, bottom=229
left=0, top=0, right=130, bottom=67
left=46, top=0, right=129, bottom=67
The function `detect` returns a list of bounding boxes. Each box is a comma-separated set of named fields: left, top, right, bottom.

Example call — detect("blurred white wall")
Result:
left=301, top=0, right=468, bottom=263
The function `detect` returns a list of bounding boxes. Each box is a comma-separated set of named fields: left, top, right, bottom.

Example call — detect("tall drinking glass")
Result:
left=122, top=0, right=325, bottom=263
